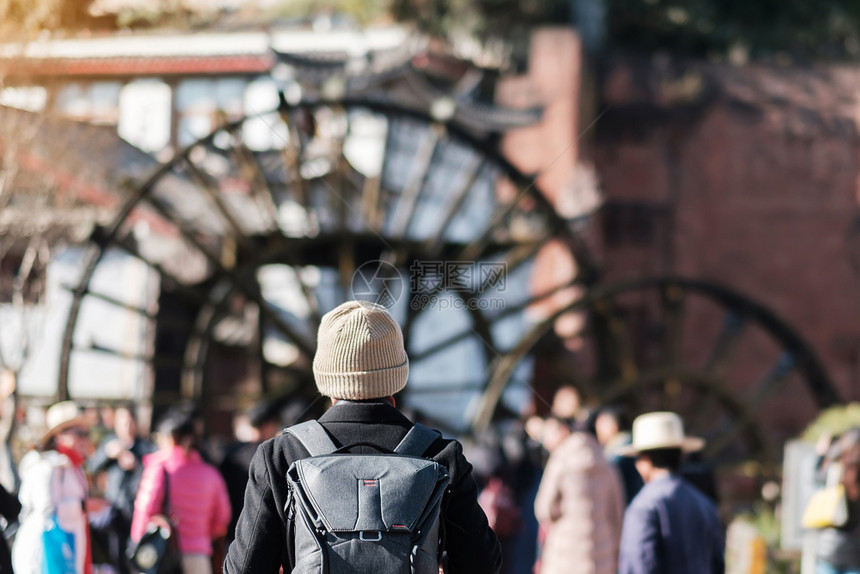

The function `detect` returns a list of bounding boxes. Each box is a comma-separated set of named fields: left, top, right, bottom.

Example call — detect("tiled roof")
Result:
left=1, top=54, right=274, bottom=76
left=0, top=27, right=408, bottom=78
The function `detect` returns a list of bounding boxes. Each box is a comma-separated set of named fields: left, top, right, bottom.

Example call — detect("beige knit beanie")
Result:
left=313, top=300, right=409, bottom=399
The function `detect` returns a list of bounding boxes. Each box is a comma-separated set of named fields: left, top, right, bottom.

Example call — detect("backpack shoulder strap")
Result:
left=285, top=420, right=338, bottom=456
left=393, top=423, right=440, bottom=457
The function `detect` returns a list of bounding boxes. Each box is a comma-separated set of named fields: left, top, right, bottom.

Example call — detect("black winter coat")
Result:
left=224, top=399, right=502, bottom=574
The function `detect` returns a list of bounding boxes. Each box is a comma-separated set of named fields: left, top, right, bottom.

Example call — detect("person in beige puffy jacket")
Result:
left=533, top=417, right=625, bottom=574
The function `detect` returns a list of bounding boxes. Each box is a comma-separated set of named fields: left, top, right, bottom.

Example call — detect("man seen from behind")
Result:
left=617, top=411, right=724, bottom=574
left=224, top=300, right=502, bottom=573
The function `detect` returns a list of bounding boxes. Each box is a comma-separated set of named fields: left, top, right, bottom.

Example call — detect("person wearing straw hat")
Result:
left=13, top=401, right=93, bottom=574
left=224, top=300, right=502, bottom=574
left=617, top=412, right=724, bottom=574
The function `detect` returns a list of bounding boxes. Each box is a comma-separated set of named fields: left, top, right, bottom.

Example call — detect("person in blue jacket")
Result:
left=617, top=411, right=724, bottom=574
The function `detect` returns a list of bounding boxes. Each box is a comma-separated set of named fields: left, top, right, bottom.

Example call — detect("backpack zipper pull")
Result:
left=285, top=485, right=295, bottom=520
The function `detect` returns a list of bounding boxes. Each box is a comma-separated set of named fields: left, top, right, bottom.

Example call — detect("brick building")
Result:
left=498, top=28, right=858, bottom=455
left=593, top=59, right=860, bottom=430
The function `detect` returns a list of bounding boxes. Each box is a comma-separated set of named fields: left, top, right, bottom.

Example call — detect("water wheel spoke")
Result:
left=402, top=236, right=547, bottom=337
left=409, top=275, right=582, bottom=362
left=404, top=235, right=545, bottom=339
left=659, top=283, right=685, bottom=370
left=250, top=301, right=312, bottom=361
left=257, top=306, right=272, bottom=395
left=686, top=390, right=722, bottom=436
left=409, top=325, right=474, bottom=363
left=704, top=311, right=747, bottom=377
left=360, top=174, right=383, bottom=232
left=593, top=302, right=639, bottom=383
left=230, top=138, right=280, bottom=231
left=704, top=353, right=797, bottom=458
left=142, top=194, right=236, bottom=269
left=404, top=237, right=551, bottom=336
left=72, top=343, right=183, bottom=369
left=332, top=152, right=357, bottom=232
left=389, top=124, right=443, bottom=238
left=253, top=252, right=321, bottom=328
left=703, top=415, right=756, bottom=460
left=473, top=350, right=524, bottom=432
left=746, top=352, right=798, bottom=408
left=262, top=251, right=323, bottom=325
left=182, top=282, right=236, bottom=398
left=498, top=275, right=585, bottom=321
left=336, top=239, right=356, bottom=302
left=425, top=156, right=487, bottom=255
left=480, top=238, right=548, bottom=295
left=62, top=284, right=157, bottom=320
left=683, top=390, right=717, bottom=438
left=312, top=143, right=378, bottom=238
left=182, top=156, right=253, bottom=251
left=278, top=107, right=312, bottom=212
left=407, top=382, right=486, bottom=394
left=458, top=183, right=532, bottom=263
left=111, top=234, right=210, bottom=305
left=360, top=117, right=396, bottom=232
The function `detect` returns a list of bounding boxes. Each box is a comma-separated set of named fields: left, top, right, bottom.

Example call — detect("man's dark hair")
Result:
left=157, top=409, right=196, bottom=443
left=585, top=405, right=630, bottom=436
left=246, top=402, right=280, bottom=429
left=598, top=406, right=630, bottom=430
left=640, top=448, right=683, bottom=471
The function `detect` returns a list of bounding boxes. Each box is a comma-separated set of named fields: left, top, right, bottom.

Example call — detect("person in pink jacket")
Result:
left=533, top=417, right=625, bottom=574
left=131, top=409, right=231, bottom=574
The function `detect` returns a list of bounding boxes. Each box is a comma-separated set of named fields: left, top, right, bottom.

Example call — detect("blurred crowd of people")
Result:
left=1, top=398, right=308, bottom=574
left=9, top=384, right=860, bottom=573
left=470, top=385, right=725, bottom=574
left=0, top=386, right=728, bottom=574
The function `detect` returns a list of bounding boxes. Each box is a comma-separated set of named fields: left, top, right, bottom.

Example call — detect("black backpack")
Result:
left=284, top=420, right=451, bottom=573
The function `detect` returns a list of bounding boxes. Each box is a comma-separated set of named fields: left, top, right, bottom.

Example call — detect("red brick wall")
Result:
left=592, top=59, right=860, bottom=438
left=497, top=34, right=860, bottom=448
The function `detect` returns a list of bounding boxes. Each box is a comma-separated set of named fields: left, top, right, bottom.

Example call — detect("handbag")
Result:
left=802, top=462, right=849, bottom=529
left=42, top=513, right=77, bottom=574
left=128, top=469, right=183, bottom=574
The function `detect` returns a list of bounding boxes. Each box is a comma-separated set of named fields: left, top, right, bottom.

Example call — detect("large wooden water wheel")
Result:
left=58, top=61, right=839, bottom=471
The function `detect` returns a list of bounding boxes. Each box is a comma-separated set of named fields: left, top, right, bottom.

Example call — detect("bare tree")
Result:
left=0, top=102, right=125, bottom=489
left=0, top=107, right=52, bottom=490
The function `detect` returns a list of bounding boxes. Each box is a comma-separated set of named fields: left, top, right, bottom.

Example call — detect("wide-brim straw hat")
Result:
left=40, top=400, right=88, bottom=446
left=617, top=411, right=704, bottom=456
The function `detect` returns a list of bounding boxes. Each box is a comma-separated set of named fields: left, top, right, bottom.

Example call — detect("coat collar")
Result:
left=318, top=399, right=412, bottom=426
